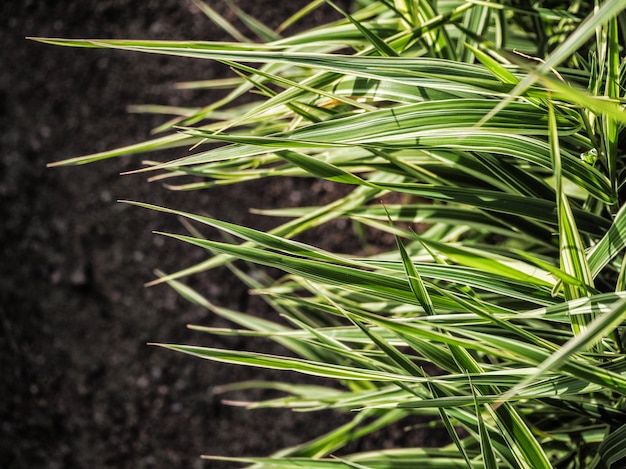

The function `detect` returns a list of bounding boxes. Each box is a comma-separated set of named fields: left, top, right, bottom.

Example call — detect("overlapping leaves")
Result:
left=41, top=1, right=626, bottom=468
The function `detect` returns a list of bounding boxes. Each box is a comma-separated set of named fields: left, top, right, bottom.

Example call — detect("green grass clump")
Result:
left=36, top=1, right=626, bottom=467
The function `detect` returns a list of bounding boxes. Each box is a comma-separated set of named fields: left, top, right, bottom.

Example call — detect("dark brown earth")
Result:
left=1, top=2, right=447, bottom=468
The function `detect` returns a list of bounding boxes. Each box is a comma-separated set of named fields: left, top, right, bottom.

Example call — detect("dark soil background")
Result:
left=1, top=2, right=445, bottom=468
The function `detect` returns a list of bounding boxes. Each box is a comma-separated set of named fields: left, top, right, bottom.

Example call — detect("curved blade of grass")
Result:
left=396, top=236, right=435, bottom=315
left=190, top=0, right=251, bottom=43
left=46, top=132, right=197, bottom=167
left=144, top=178, right=389, bottom=286
left=456, top=3, right=490, bottom=64
left=336, top=304, right=626, bottom=396
left=153, top=232, right=426, bottom=307
left=256, top=204, right=533, bottom=241
left=384, top=204, right=435, bottom=315
left=471, top=383, right=498, bottom=469
left=549, top=97, right=596, bottom=337
left=327, top=0, right=398, bottom=57
left=532, top=69, right=626, bottom=127
left=466, top=43, right=519, bottom=85
left=513, top=249, right=589, bottom=289
left=160, top=229, right=558, bottom=307
left=530, top=292, right=626, bottom=322
left=122, top=200, right=371, bottom=267
left=203, top=455, right=364, bottom=468
left=276, top=0, right=326, bottom=34
left=374, top=182, right=609, bottom=236
left=220, top=58, right=377, bottom=118
left=351, top=447, right=483, bottom=469
left=430, top=395, right=474, bottom=469
left=599, top=423, right=626, bottom=469
left=224, top=0, right=280, bottom=42
left=28, top=38, right=579, bottom=101
left=206, top=99, right=579, bottom=142
left=348, top=318, right=425, bottom=377
left=155, top=343, right=427, bottom=383
left=282, top=324, right=399, bottom=375
left=329, top=76, right=459, bottom=103
left=276, top=150, right=376, bottom=186
left=588, top=203, right=626, bottom=278
left=602, top=15, right=621, bottom=187
left=416, top=236, right=553, bottom=287
left=173, top=133, right=610, bottom=205
left=496, top=296, right=626, bottom=404
left=153, top=270, right=330, bottom=361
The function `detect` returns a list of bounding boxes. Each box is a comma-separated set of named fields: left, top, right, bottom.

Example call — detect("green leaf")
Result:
left=326, top=0, right=398, bottom=57
left=496, top=296, right=626, bottom=403
left=471, top=382, right=498, bottom=469
left=155, top=344, right=424, bottom=382
left=276, top=150, right=376, bottom=186
left=122, top=200, right=367, bottom=267
left=374, top=182, right=609, bottom=236
left=479, top=0, right=626, bottom=125
left=599, top=423, right=626, bottom=469
left=389, top=206, right=435, bottom=315
left=190, top=0, right=252, bottom=43
left=549, top=97, right=596, bottom=338
left=224, top=0, right=280, bottom=42
left=588, top=203, right=626, bottom=278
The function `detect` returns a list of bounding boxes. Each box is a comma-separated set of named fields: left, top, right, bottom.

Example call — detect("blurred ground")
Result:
left=1, top=2, right=445, bottom=468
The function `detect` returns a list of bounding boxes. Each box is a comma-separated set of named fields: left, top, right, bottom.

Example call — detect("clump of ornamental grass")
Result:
left=34, top=0, right=626, bottom=467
